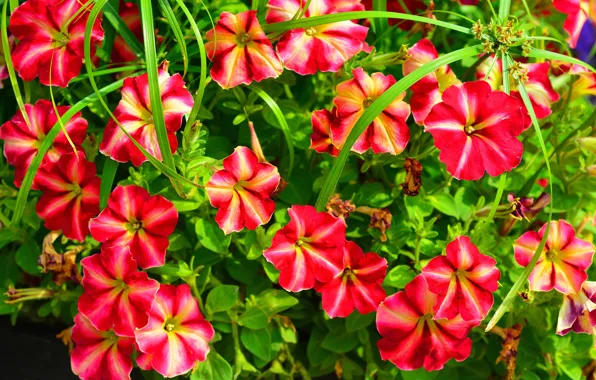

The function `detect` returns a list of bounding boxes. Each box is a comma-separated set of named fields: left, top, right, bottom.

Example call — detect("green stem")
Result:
left=414, top=235, right=422, bottom=269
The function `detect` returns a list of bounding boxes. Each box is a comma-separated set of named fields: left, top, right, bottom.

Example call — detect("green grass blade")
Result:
left=100, top=159, right=119, bottom=209
left=314, top=44, right=483, bottom=210
left=157, top=0, right=188, bottom=77
left=498, top=0, right=511, bottom=23
left=261, top=11, right=472, bottom=35
left=69, top=64, right=146, bottom=83
left=527, top=48, right=596, bottom=73
left=103, top=1, right=144, bottom=58
left=249, top=85, right=295, bottom=176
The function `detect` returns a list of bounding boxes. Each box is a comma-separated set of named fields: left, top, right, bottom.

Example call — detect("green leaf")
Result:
left=354, top=182, right=392, bottom=208
left=15, top=240, right=40, bottom=275
left=383, top=265, right=416, bottom=288
left=238, top=306, right=269, bottom=329
left=527, top=48, right=596, bottom=74
left=102, top=2, right=144, bottom=57
left=192, top=351, right=233, bottom=380
left=426, top=193, right=459, bottom=218
left=321, top=329, right=359, bottom=353
left=402, top=368, right=438, bottom=380
left=315, top=45, right=483, bottom=211
left=256, top=289, right=298, bottom=316
left=206, top=285, right=239, bottom=314
left=307, top=327, right=337, bottom=365
left=278, top=173, right=313, bottom=205
left=195, top=219, right=231, bottom=254
left=345, top=311, right=375, bottom=333
left=240, top=327, right=272, bottom=360
left=100, top=159, right=119, bottom=210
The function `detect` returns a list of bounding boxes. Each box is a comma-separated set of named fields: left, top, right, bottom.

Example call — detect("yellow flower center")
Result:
left=53, top=32, right=71, bottom=48
left=165, top=323, right=176, bottom=332
left=238, top=33, right=252, bottom=45
left=126, top=220, right=143, bottom=232
left=362, top=97, right=374, bottom=108
left=464, top=124, right=476, bottom=135
left=305, top=27, right=317, bottom=36
left=545, top=248, right=559, bottom=262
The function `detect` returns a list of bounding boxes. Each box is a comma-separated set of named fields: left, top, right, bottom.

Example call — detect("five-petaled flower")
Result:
left=9, top=0, right=104, bottom=87
left=0, top=99, right=88, bottom=188
left=135, top=284, right=214, bottom=378
left=376, top=275, right=478, bottom=371
left=206, top=146, right=280, bottom=235
left=315, top=241, right=387, bottom=318
left=205, top=10, right=283, bottom=89
left=553, top=0, right=591, bottom=48
left=556, top=281, right=596, bottom=335
left=71, top=313, right=134, bottom=380
left=514, top=220, right=595, bottom=295
left=78, top=246, right=160, bottom=337
left=35, top=152, right=100, bottom=242
left=332, top=68, right=411, bottom=155
left=266, top=0, right=368, bottom=75
left=99, top=62, right=193, bottom=166
left=264, top=205, right=346, bottom=292
left=89, top=185, right=179, bottom=269
left=568, top=64, right=596, bottom=101
left=310, top=108, right=339, bottom=156
left=423, top=80, right=526, bottom=181
left=422, top=236, right=500, bottom=321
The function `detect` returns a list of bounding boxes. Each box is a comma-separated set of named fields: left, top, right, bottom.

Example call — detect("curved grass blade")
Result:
left=70, top=64, right=146, bottom=83
left=261, top=11, right=472, bottom=35
left=314, top=44, right=483, bottom=210
left=100, top=159, right=119, bottom=209
left=249, top=85, right=295, bottom=176
left=498, top=0, right=511, bottom=23
left=527, top=48, right=596, bottom=73
left=157, top=0, right=188, bottom=77
left=103, top=1, right=144, bottom=58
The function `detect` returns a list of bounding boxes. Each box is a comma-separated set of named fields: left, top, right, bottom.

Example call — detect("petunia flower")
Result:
left=111, top=1, right=143, bottom=64
left=205, top=11, right=283, bottom=89
left=501, top=192, right=551, bottom=235
left=9, top=0, right=104, bottom=87
left=423, top=80, right=526, bottom=181
left=332, top=68, right=411, bottom=155
left=315, top=240, right=387, bottom=318
left=205, top=146, right=280, bottom=235
left=135, top=284, right=214, bottom=378
left=376, top=275, right=478, bottom=371
left=0, top=99, right=88, bottom=188
left=475, top=58, right=560, bottom=119
left=514, top=220, right=595, bottom=294
left=0, top=32, right=14, bottom=88
left=403, top=39, right=461, bottom=124
left=310, top=108, right=339, bottom=156
left=330, top=0, right=365, bottom=12
left=422, top=236, right=500, bottom=321
left=263, top=205, right=346, bottom=292
left=556, top=281, right=596, bottom=335
left=89, top=185, right=179, bottom=269
left=266, top=0, right=368, bottom=75
left=568, top=64, right=596, bottom=101
left=78, top=246, right=160, bottom=337
left=71, top=313, right=134, bottom=380
left=553, top=0, right=591, bottom=48
left=35, top=152, right=100, bottom=242
left=99, top=62, right=193, bottom=166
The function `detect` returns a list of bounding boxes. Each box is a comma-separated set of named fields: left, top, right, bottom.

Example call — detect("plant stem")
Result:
left=414, top=234, right=422, bottom=269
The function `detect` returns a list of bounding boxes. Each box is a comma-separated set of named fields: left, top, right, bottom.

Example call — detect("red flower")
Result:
left=423, top=81, right=526, bottom=180
left=135, top=284, right=214, bottom=378
left=422, top=236, right=500, bottom=321
left=99, top=63, right=193, bottom=166
left=332, top=68, right=411, bottom=155
left=111, top=1, right=142, bottom=64
left=266, top=0, right=368, bottom=75
left=35, top=152, right=100, bottom=242
left=310, top=108, right=339, bottom=156
left=9, top=0, right=104, bottom=87
left=553, top=0, right=591, bottom=48
left=89, top=185, right=179, bottom=269
left=78, top=246, right=159, bottom=337
left=557, top=281, right=596, bottom=335
left=376, top=275, right=477, bottom=371
left=205, top=11, right=283, bottom=89
left=71, top=313, right=134, bottom=380
left=330, top=0, right=365, bottom=12
left=264, top=205, right=346, bottom=292
left=0, top=99, right=87, bottom=188
left=315, top=241, right=387, bottom=318
left=206, top=146, right=280, bottom=234
left=569, top=64, right=596, bottom=101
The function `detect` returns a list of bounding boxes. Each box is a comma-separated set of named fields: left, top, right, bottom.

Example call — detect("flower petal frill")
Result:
left=556, top=281, right=596, bottom=335
left=135, top=284, right=214, bottom=378
left=206, top=146, right=281, bottom=234
left=514, top=220, right=595, bottom=294
left=553, top=0, right=591, bottom=48
left=35, top=151, right=100, bottom=242
left=89, top=185, right=179, bottom=269
left=264, top=205, right=346, bottom=292
left=310, top=108, right=340, bottom=156
left=78, top=246, right=160, bottom=337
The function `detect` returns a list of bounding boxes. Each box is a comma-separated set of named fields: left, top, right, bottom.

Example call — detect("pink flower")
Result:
left=206, top=146, right=280, bottom=234
left=0, top=99, right=87, bottom=188
left=330, top=0, right=365, bottom=12
left=35, top=152, right=100, bottom=242
left=423, top=80, right=526, bottom=180
left=263, top=205, right=346, bottom=292
left=9, top=0, right=104, bottom=87
left=403, top=39, right=461, bottom=124
left=205, top=11, right=283, bottom=89
left=553, top=0, right=591, bottom=48
left=422, top=236, right=500, bottom=321
left=266, top=0, right=368, bottom=75
left=89, top=185, right=179, bottom=269
left=568, top=64, right=596, bottom=101
left=476, top=58, right=560, bottom=119
left=332, top=68, right=411, bottom=155
left=557, top=281, right=596, bottom=335
left=135, top=284, right=214, bottom=378
left=310, top=108, right=339, bottom=156
left=514, top=220, right=595, bottom=294
left=99, top=63, right=193, bottom=166
left=111, top=1, right=142, bottom=64
left=376, top=275, right=477, bottom=371
left=315, top=241, right=387, bottom=318
left=71, top=313, right=134, bottom=380
left=78, top=246, right=159, bottom=337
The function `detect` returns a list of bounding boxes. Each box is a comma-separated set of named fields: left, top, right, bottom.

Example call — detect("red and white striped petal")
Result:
left=553, top=0, right=590, bottom=48
left=557, top=282, right=596, bottom=335
left=310, top=109, right=340, bottom=156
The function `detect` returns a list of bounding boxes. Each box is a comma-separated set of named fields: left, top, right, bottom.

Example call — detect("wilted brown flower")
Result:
left=39, top=231, right=84, bottom=285
left=402, top=158, right=423, bottom=196
left=356, top=206, right=392, bottom=242
left=494, top=324, right=523, bottom=380
left=326, top=194, right=356, bottom=219
left=56, top=326, right=74, bottom=354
